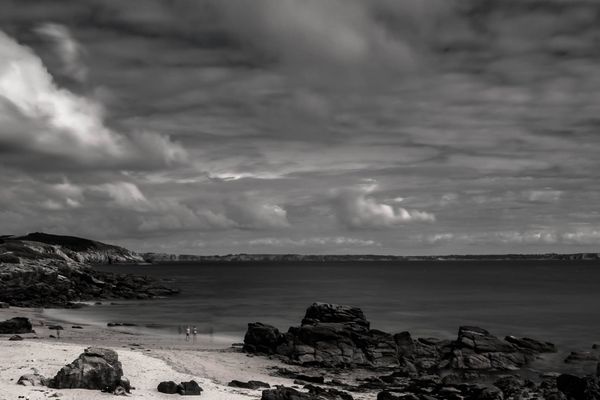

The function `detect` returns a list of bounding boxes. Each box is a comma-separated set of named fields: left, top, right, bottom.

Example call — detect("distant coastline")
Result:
left=142, top=252, right=600, bottom=263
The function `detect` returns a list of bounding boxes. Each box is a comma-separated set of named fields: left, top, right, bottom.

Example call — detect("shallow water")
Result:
left=55, top=260, right=600, bottom=352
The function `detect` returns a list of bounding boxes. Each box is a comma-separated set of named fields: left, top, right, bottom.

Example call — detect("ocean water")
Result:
left=52, top=260, right=600, bottom=351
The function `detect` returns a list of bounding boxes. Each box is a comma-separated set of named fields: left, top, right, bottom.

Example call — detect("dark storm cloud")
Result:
left=1, top=0, right=600, bottom=254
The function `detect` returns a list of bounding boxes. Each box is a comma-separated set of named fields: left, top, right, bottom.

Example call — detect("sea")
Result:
left=47, top=260, right=600, bottom=353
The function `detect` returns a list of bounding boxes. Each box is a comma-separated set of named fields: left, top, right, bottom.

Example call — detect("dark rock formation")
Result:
left=244, top=323, right=284, bottom=354
left=0, top=233, right=179, bottom=307
left=229, top=380, right=271, bottom=389
left=565, top=352, right=600, bottom=363
left=178, top=380, right=203, bottom=395
left=505, top=335, right=557, bottom=353
left=0, top=317, right=33, bottom=334
left=158, top=380, right=203, bottom=395
left=158, top=381, right=180, bottom=394
left=9, top=334, right=23, bottom=341
left=262, top=386, right=319, bottom=400
left=49, top=347, right=126, bottom=392
left=244, top=303, right=554, bottom=372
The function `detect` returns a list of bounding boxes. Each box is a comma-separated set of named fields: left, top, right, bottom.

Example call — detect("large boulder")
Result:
left=244, top=322, right=284, bottom=354
left=158, top=381, right=179, bottom=394
left=48, top=347, right=125, bottom=392
left=0, top=317, right=33, bottom=334
left=178, top=380, right=203, bottom=395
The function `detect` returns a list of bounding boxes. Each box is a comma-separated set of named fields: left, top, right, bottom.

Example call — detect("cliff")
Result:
left=0, top=233, right=178, bottom=307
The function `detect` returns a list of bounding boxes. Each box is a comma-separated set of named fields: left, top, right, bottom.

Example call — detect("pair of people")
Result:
left=179, top=325, right=198, bottom=342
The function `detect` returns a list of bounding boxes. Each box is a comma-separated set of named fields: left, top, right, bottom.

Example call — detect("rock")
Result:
left=0, top=301, right=9, bottom=308
left=565, top=352, right=600, bottom=363
left=557, top=374, right=600, bottom=400
left=504, top=336, right=557, bottom=353
left=49, top=347, right=124, bottom=391
left=9, top=334, right=23, bottom=341
left=178, top=380, right=203, bottom=395
left=304, top=384, right=353, bottom=400
left=472, top=385, right=504, bottom=400
left=158, top=381, right=179, bottom=394
left=229, top=380, right=271, bottom=389
left=72, top=325, right=83, bottom=329
left=17, top=373, right=48, bottom=386
left=244, top=322, right=284, bottom=354
left=262, top=386, right=318, bottom=400
left=494, top=375, right=525, bottom=398
left=0, top=317, right=33, bottom=334
left=302, top=303, right=369, bottom=332
left=119, top=377, right=131, bottom=393
left=457, top=326, right=515, bottom=353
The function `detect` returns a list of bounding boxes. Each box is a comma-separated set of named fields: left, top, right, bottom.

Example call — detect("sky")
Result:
left=1, top=0, right=600, bottom=255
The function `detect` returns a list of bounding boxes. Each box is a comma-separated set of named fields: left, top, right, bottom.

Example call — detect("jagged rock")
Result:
left=505, top=336, right=557, bottom=353
left=565, top=352, right=600, bottom=363
left=0, top=317, right=33, bottom=334
left=9, top=334, right=23, bottom=341
left=229, top=380, right=271, bottom=389
left=158, top=381, right=179, bottom=394
left=262, top=386, right=319, bottom=400
left=178, top=380, right=202, bottom=395
left=302, top=303, right=369, bottom=332
left=49, top=347, right=124, bottom=391
left=17, top=373, right=49, bottom=386
left=457, top=326, right=515, bottom=353
left=494, top=375, right=525, bottom=398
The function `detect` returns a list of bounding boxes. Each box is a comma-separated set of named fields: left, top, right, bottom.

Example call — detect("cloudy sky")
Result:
left=1, top=0, right=600, bottom=255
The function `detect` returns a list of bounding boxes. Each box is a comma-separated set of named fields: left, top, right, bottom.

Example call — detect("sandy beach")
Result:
left=0, top=307, right=306, bottom=400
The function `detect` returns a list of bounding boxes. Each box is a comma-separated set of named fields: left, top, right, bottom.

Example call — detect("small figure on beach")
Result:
left=185, top=326, right=190, bottom=341
left=192, top=326, right=197, bottom=343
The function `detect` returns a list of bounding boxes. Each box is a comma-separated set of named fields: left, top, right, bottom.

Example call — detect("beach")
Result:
left=0, top=307, right=299, bottom=400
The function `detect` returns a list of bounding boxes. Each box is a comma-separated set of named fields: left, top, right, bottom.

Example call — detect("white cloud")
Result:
left=248, top=236, right=380, bottom=248
left=34, top=22, right=87, bottom=82
left=335, top=183, right=435, bottom=229
left=0, top=30, right=185, bottom=168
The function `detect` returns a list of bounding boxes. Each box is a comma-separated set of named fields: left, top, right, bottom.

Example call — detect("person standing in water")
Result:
left=192, top=326, right=198, bottom=343
left=185, top=326, right=190, bottom=342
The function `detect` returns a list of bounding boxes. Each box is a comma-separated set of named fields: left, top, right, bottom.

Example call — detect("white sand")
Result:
left=0, top=308, right=306, bottom=400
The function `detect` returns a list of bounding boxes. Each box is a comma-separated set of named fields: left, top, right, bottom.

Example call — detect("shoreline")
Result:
left=0, top=307, right=306, bottom=400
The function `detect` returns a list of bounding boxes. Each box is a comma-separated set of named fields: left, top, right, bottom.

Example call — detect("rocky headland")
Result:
left=0, top=232, right=179, bottom=307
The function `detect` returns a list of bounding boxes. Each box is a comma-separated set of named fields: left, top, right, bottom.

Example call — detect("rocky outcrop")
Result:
left=0, top=259, right=178, bottom=307
left=244, top=303, right=555, bottom=372
left=49, top=347, right=130, bottom=394
left=0, top=317, right=33, bottom=334
left=157, top=380, right=203, bottom=395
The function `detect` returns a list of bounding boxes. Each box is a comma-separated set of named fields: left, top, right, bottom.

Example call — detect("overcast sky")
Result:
left=1, top=0, right=600, bottom=255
